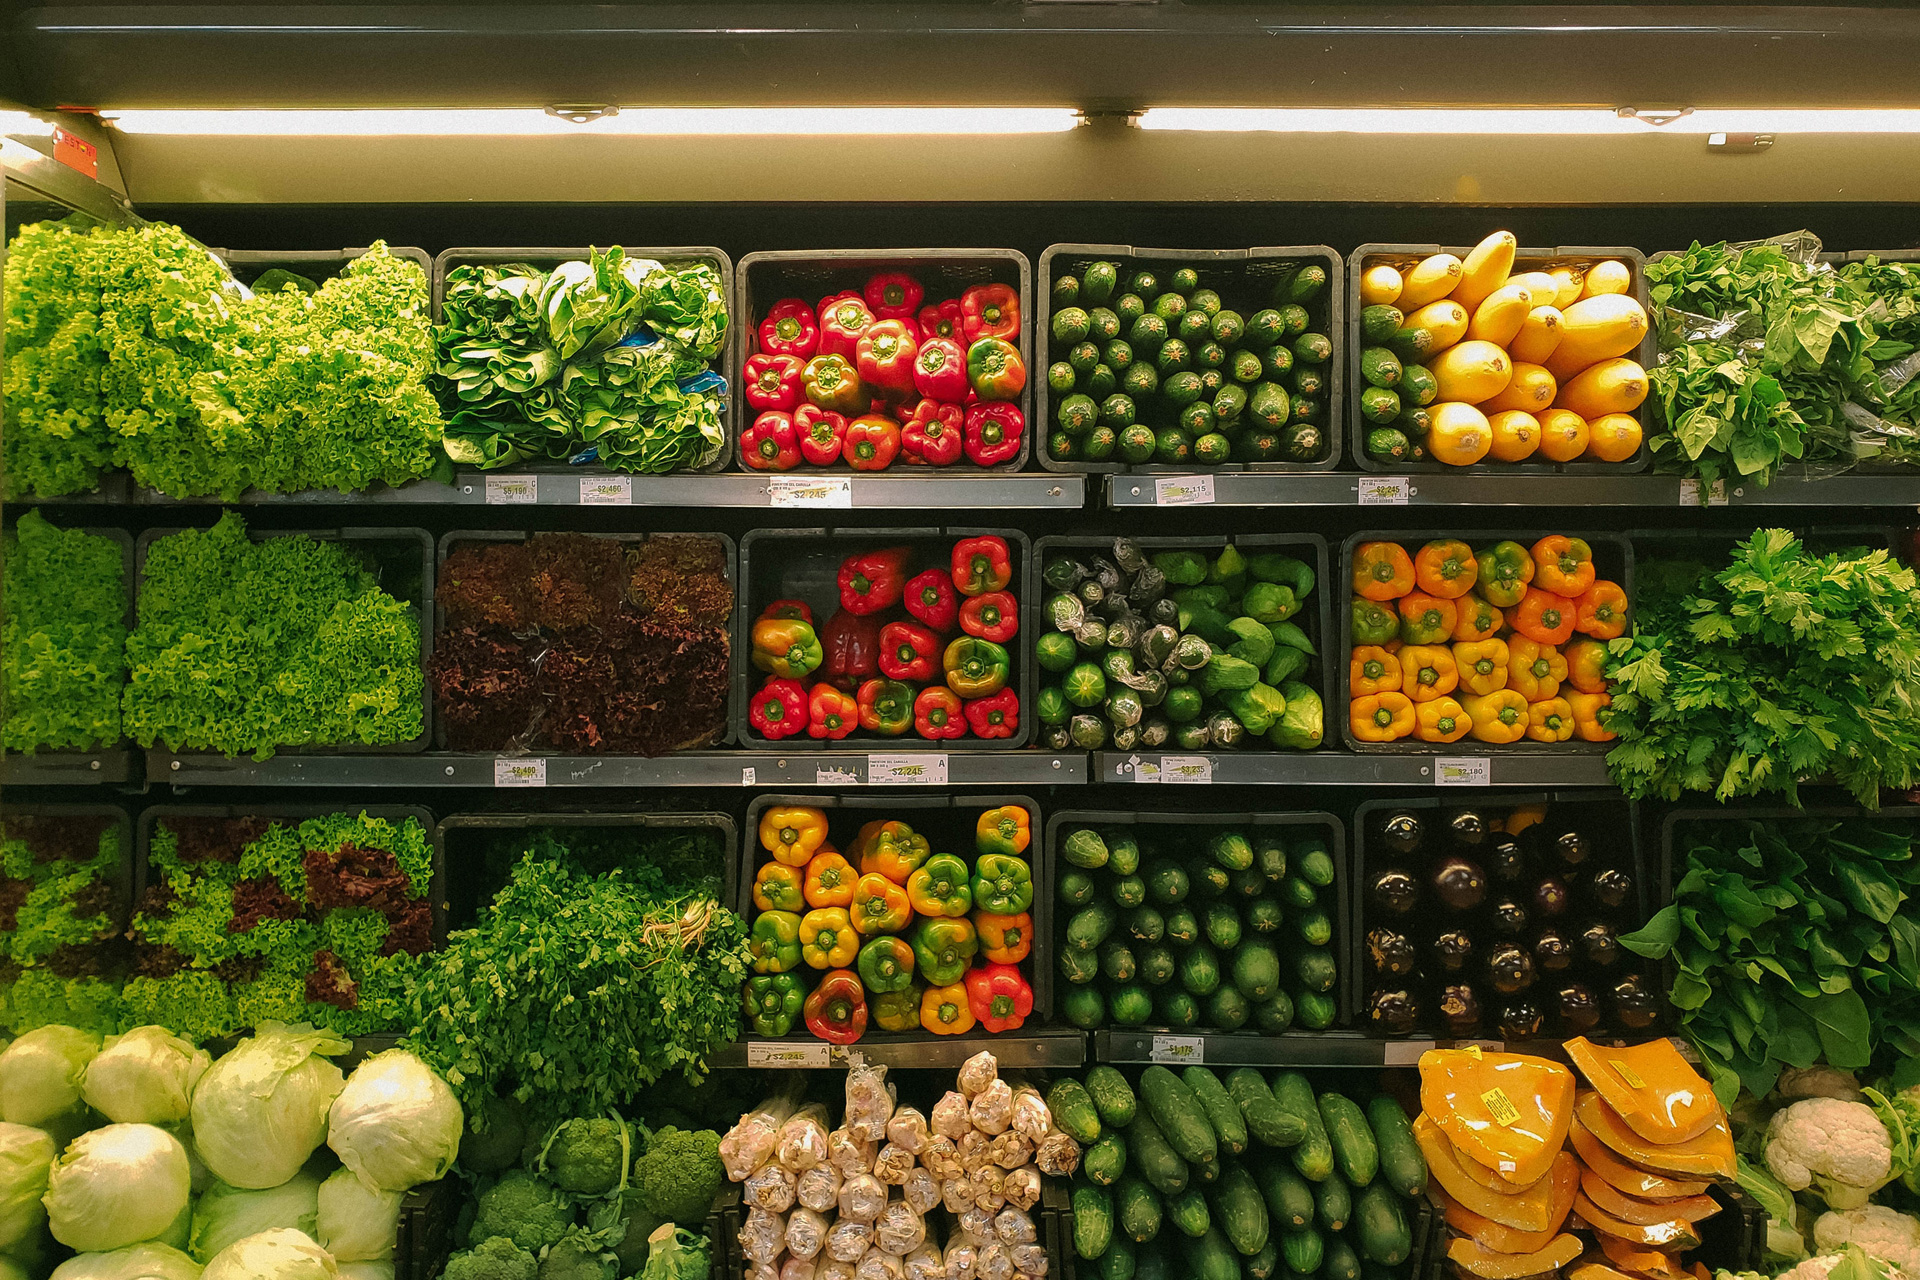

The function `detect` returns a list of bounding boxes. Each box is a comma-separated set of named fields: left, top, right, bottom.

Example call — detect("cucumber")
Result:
left=1117, top=1176, right=1165, bottom=1244
left=1187, top=1227, right=1239, bottom=1280
left=1280, top=1228, right=1323, bottom=1275
left=1313, top=1169, right=1350, bottom=1232
left=1295, top=990, right=1337, bottom=1030
left=1049, top=1078, right=1103, bottom=1144
left=1279, top=876, right=1317, bottom=910
left=1294, top=839, right=1334, bottom=887
left=1140, top=1066, right=1219, bottom=1166
left=1207, top=1162, right=1269, bottom=1257
left=1168, top=1188, right=1212, bottom=1238
left=1245, top=1239, right=1279, bottom=1280
left=1294, top=946, right=1338, bottom=994
left=1253, top=1158, right=1314, bottom=1229
left=1189, top=1151, right=1220, bottom=1184
left=1098, top=1236, right=1138, bottom=1280
left=1086, top=1132, right=1130, bottom=1186
left=1366, top=1095, right=1427, bottom=1198
left=1109, top=833, right=1143, bottom=876
left=1292, top=908, right=1333, bottom=947
left=1069, top=904, right=1118, bottom=953
left=1182, top=1067, right=1249, bottom=1155
left=1316, top=1093, right=1378, bottom=1187
left=1128, top=1112, right=1190, bottom=1196
left=1268, top=1072, right=1332, bottom=1181
left=1087, top=1065, right=1139, bottom=1128
left=1323, top=1236, right=1363, bottom=1280
left=1226, top=1069, right=1307, bottom=1149
left=1353, top=1180, right=1411, bottom=1265
left=1074, top=1181, right=1115, bottom=1259
left=1134, top=1246, right=1170, bottom=1280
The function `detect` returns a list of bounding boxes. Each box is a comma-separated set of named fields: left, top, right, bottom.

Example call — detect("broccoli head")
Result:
left=445, top=1236, right=540, bottom=1280
left=471, top=1170, right=576, bottom=1253
left=462, top=1094, right=530, bottom=1175
left=609, top=1193, right=666, bottom=1278
left=543, top=1116, right=633, bottom=1197
left=631, top=1128, right=723, bottom=1225
left=540, top=1231, right=619, bottom=1280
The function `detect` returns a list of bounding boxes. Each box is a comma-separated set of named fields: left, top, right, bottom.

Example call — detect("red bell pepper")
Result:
left=964, top=403, right=1024, bottom=467
left=952, top=536, right=1013, bottom=597
left=912, top=337, right=969, bottom=402
left=740, top=410, right=802, bottom=471
left=964, top=962, right=1033, bottom=1033
left=809, top=683, right=858, bottom=740
left=803, top=968, right=868, bottom=1044
left=818, top=288, right=860, bottom=311
left=818, top=296, right=876, bottom=362
left=966, top=337, right=1026, bottom=402
left=878, top=621, right=940, bottom=683
left=844, top=415, right=901, bottom=471
left=857, top=678, right=914, bottom=736
left=901, top=401, right=964, bottom=467
left=821, top=608, right=881, bottom=691
left=759, top=298, right=819, bottom=360
left=761, top=599, right=813, bottom=624
left=904, top=568, right=958, bottom=632
left=960, top=590, right=1019, bottom=643
left=744, top=353, right=804, bottom=412
left=914, top=687, right=966, bottom=741
left=918, top=299, right=963, bottom=342
left=802, top=354, right=867, bottom=415
left=856, top=319, right=920, bottom=395
left=965, top=690, right=1020, bottom=740
left=794, top=405, right=848, bottom=466
left=839, top=547, right=912, bottom=616
left=749, top=676, right=808, bottom=739
left=863, top=272, right=925, bottom=323
left=960, top=284, right=1020, bottom=344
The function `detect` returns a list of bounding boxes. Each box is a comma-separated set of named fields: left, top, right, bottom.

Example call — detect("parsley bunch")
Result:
left=2, top=512, right=127, bottom=752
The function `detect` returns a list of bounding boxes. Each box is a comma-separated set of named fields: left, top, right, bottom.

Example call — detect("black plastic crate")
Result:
left=735, top=527, right=1035, bottom=750
left=133, top=523, right=435, bottom=755
left=1337, top=530, right=1634, bottom=756
left=735, top=248, right=1035, bottom=473
left=1347, top=242, right=1654, bottom=475
left=395, top=1175, right=461, bottom=1280
left=1036, top=244, right=1344, bottom=473
left=1041, top=808, right=1350, bottom=1032
left=214, top=245, right=433, bottom=289
left=432, top=529, right=739, bottom=753
left=1031, top=533, right=1336, bottom=755
left=1, top=523, right=134, bottom=772
left=1352, top=793, right=1655, bottom=1044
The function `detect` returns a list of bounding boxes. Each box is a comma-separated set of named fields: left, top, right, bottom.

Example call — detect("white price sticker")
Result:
left=493, top=758, right=547, bottom=787
left=1435, top=756, right=1492, bottom=787
left=1160, top=755, right=1213, bottom=785
left=1678, top=478, right=1729, bottom=506
left=816, top=765, right=861, bottom=786
left=1155, top=475, right=1216, bottom=506
left=741, top=767, right=757, bottom=786
left=485, top=474, right=538, bottom=504
left=1150, top=1035, right=1206, bottom=1064
left=867, top=754, right=949, bottom=785
left=1358, top=476, right=1411, bottom=505
left=1382, top=1040, right=1439, bottom=1066
left=769, top=476, right=853, bottom=508
left=1129, top=756, right=1161, bottom=784
left=747, top=1042, right=831, bottom=1069
left=579, top=476, right=631, bottom=505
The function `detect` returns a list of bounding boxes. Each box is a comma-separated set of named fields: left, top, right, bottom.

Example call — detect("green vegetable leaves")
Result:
left=2, top=513, right=127, bottom=752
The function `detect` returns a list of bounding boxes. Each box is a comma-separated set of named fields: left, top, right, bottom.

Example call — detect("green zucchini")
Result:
left=1182, top=1067, right=1248, bottom=1155
left=1268, top=1072, right=1332, bottom=1181
left=1049, top=1078, right=1103, bottom=1144
left=1206, top=1162, right=1269, bottom=1257
left=1366, top=1095, right=1427, bottom=1198
left=1086, top=1132, right=1129, bottom=1186
left=1087, top=1065, right=1139, bottom=1128
left=1313, top=1169, right=1350, bottom=1232
left=1140, top=1066, right=1219, bottom=1166
left=1252, top=1158, right=1314, bottom=1228
left=1226, top=1069, right=1307, bottom=1149
left=1074, top=1181, right=1115, bottom=1259
left=1352, top=1180, right=1411, bottom=1266
left=1316, top=1093, right=1378, bottom=1187
left=1245, top=1239, right=1279, bottom=1280
left=1127, top=1111, right=1190, bottom=1196
left=1116, top=1176, right=1164, bottom=1244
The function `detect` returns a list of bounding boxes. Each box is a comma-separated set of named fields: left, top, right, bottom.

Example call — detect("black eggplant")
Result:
left=1369, top=869, right=1420, bottom=916
left=1497, top=1000, right=1545, bottom=1040
left=1366, top=989, right=1421, bottom=1035
left=1430, top=930, right=1474, bottom=973
left=1532, top=877, right=1571, bottom=919
left=1611, top=973, right=1661, bottom=1030
left=1446, top=809, right=1489, bottom=848
left=1579, top=922, right=1622, bottom=969
left=1489, top=899, right=1529, bottom=937
left=1588, top=867, right=1634, bottom=911
left=1429, top=856, right=1487, bottom=912
left=1486, top=943, right=1536, bottom=995
left=1378, top=811, right=1424, bottom=857
left=1556, top=982, right=1602, bottom=1035
left=1366, top=928, right=1418, bottom=978
left=1485, top=837, right=1529, bottom=885
left=1532, top=930, right=1574, bottom=974
left=1438, top=984, right=1484, bottom=1038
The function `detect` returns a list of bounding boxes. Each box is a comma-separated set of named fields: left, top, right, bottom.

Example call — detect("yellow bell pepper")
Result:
left=752, top=862, right=807, bottom=914
left=920, top=982, right=976, bottom=1035
left=856, top=820, right=930, bottom=884
left=1567, top=690, right=1616, bottom=742
left=1563, top=638, right=1610, bottom=694
left=1453, top=639, right=1510, bottom=697
left=804, top=851, right=857, bottom=909
left=1526, top=696, right=1576, bottom=743
left=1505, top=636, right=1567, bottom=703
left=1350, top=692, right=1415, bottom=743
left=760, top=806, right=829, bottom=866
left=1398, top=644, right=1458, bottom=703
left=800, top=907, right=859, bottom=969
left=1349, top=646, right=1402, bottom=697
left=1451, top=592, right=1504, bottom=644
left=1461, top=690, right=1528, bottom=743
left=851, top=873, right=913, bottom=935
left=1414, top=696, right=1471, bottom=744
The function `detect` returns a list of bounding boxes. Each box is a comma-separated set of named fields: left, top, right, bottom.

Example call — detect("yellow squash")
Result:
left=1581, top=259, right=1634, bottom=298
left=1453, top=230, right=1519, bottom=312
left=1556, top=358, right=1649, bottom=419
left=1481, top=363, right=1557, bottom=416
left=1508, top=307, right=1565, bottom=365
left=1429, top=340, right=1515, bottom=405
left=1586, top=413, right=1643, bottom=463
left=1426, top=402, right=1493, bottom=466
left=1408, top=299, right=1471, bottom=352
left=1399, top=253, right=1466, bottom=309
left=1546, top=295, right=1650, bottom=379
left=1468, top=283, right=1536, bottom=347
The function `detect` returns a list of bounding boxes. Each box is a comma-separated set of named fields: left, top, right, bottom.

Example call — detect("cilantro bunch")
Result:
left=1604, top=529, right=1920, bottom=806
left=2, top=512, right=127, bottom=752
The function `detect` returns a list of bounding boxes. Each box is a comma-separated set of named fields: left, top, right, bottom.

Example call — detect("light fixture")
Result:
left=0, top=110, right=56, bottom=137
left=98, top=107, right=1083, bottom=137
left=1136, top=107, right=1920, bottom=135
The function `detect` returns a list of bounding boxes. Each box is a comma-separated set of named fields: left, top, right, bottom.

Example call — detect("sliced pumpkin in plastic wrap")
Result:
left=1578, top=1168, right=1721, bottom=1226
left=1573, top=1091, right=1734, bottom=1181
left=1595, top=1234, right=1688, bottom=1280
left=1569, top=1257, right=1643, bottom=1280
left=1565, top=1038, right=1721, bottom=1146
left=1447, top=1233, right=1583, bottom=1280
left=1421, top=1048, right=1577, bottom=1185
left=1573, top=1193, right=1704, bottom=1250
left=1418, top=1116, right=1576, bottom=1232
left=1569, top=1117, right=1712, bottom=1201
left=1431, top=1172, right=1577, bottom=1253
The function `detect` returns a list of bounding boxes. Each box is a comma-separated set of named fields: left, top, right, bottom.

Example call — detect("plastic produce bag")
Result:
left=828, top=1126, right=878, bottom=1178
left=190, top=1024, right=347, bottom=1190
left=795, top=1163, right=842, bottom=1214
left=1008, top=1089, right=1049, bottom=1146
left=785, top=1208, right=830, bottom=1261
left=1033, top=1134, right=1079, bottom=1178
left=0, top=1123, right=53, bottom=1250
left=817, top=1257, right=857, bottom=1280
left=189, top=1172, right=322, bottom=1264
left=746, top=1160, right=799, bottom=1212
left=906, top=1242, right=946, bottom=1280
left=956, top=1053, right=998, bottom=1099
left=1002, top=1169, right=1040, bottom=1213
left=724, top=1095, right=798, bottom=1181
left=987, top=1132, right=1031, bottom=1171
left=783, top=1257, right=819, bottom=1280
left=922, top=1136, right=962, bottom=1182
left=80, top=1028, right=209, bottom=1126
left=778, top=1104, right=833, bottom=1171
left=45, top=1123, right=191, bottom=1253
left=972, top=1168, right=1007, bottom=1212
left=992, top=1209, right=1034, bottom=1247
left=873, top=1143, right=915, bottom=1186
left=314, top=1168, right=400, bottom=1261
left=886, top=1108, right=929, bottom=1155
left=200, top=1228, right=341, bottom=1280
left=930, top=1093, right=970, bottom=1141
left=325, top=1050, right=461, bottom=1193
left=1011, top=1245, right=1048, bottom=1278
left=857, top=1252, right=904, bottom=1280
left=751, top=1259, right=786, bottom=1280
left=825, top=1218, right=873, bottom=1263
left=742, top=1208, right=788, bottom=1264
left=0, top=1026, right=100, bottom=1128
left=957, top=1132, right=993, bottom=1180
left=940, top=1179, right=974, bottom=1215
left=958, top=1209, right=994, bottom=1244
left=838, top=1173, right=887, bottom=1222
left=942, top=1236, right=978, bottom=1280
left=977, top=1242, right=1013, bottom=1280
left=968, top=1082, right=1013, bottom=1136
left=875, top=1202, right=927, bottom=1257
left=903, top=1168, right=941, bottom=1215
left=845, top=1065, right=895, bottom=1144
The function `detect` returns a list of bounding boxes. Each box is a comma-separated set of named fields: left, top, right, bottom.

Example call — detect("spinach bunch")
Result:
left=1838, top=255, right=1920, bottom=465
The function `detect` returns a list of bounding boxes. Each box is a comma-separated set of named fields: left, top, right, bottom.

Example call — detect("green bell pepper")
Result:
left=749, top=910, right=803, bottom=974
left=857, top=935, right=917, bottom=994
left=744, top=973, right=805, bottom=1035
left=871, top=983, right=925, bottom=1033
left=972, top=853, right=1035, bottom=915
left=1350, top=597, right=1400, bottom=645
left=907, top=853, right=974, bottom=918
left=912, top=917, right=979, bottom=986
left=944, top=637, right=1010, bottom=698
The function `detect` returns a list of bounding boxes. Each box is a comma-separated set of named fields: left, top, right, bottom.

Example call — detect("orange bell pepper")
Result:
left=1563, top=638, right=1610, bottom=694
left=1398, top=644, right=1459, bottom=703
left=1461, top=690, right=1529, bottom=744
left=1350, top=692, right=1415, bottom=742
left=1454, top=639, right=1510, bottom=697
left=1451, top=592, right=1503, bottom=643
left=1414, top=696, right=1471, bottom=744
left=975, top=805, right=1031, bottom=856
left=1349, top=646, right=1402, bottom=697
left=851, top=873, right=912, bottom=935
left=1530, top=535, right=1596, bottom=597
left=1512, top=587, right=1576, bottom=646
left=1398, top=591, right=1459, bottom=645
left=1506, top=636, right=1567, bottom=702
left=760, top=806, right=829, bottom=866
left=1575, top=579, right=1630, bottom=639
left=753, top=862, right=807, bottom=914
left=1527, top=697, right=1576, bottom=743
left=1352, top=542, right=1415, bottom=602
left=800, top=907, right=859, bottom=968
left=804, top=851, right=858, bottom=909
left=976, top=911, right=1033, bottom=964
left=1413, top=539, right=1479, bottom=599
left=856, top=820, right=931, bottom=883
left=1567, top=690, right=1616, bottom=742
left=921, top=982, right=976, bottom=1034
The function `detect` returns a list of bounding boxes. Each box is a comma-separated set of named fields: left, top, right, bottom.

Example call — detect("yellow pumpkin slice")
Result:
left=1578, top=1168, right=1721, bottom=1226
left=1421, top=1048, right=1576, bottom=1185
left=1594, top=1235, right=1687, bottom=1279
left=1431, top=1166, right=1578, bottom=1253
left=1569, top=1257, right=1643, bottom=1280
left=1565, top=1038, right=1721, bottom=1146
left=1574, top=1092, right=1734, bottom=1181
left=1569, top=1118, right=1711, bottom=1200
left=1448, top=1233, right=1583, bottom=1280
left=1417, top=1116, right=1573, bottom=1232
left=1574, top=1194, right=1704, bottom=1250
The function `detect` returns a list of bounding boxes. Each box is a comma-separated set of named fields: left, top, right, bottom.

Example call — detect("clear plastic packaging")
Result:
left=858, top=1251, right=905, bottom=1280
left=827, top=1219, right=875, bottom=1264
left=725, top=1095, right=800, bottom=1181
left=779, top=1103, right=835, bottom=1171
left=829, top=1125, right=879, bottom=1178
left=978, top=1242, right=1014, bottom=1280
left=972, top=1167, right=1007, bottom=1212
left=904, top=1167, right=942, bottom=1215
left=906, top=1241, right=947, bottom=1280
left=819, top=1258, right=858, bottom=1280
left=1009, top=1087, right=1051, bottom=1145
left=887, top=1106, right=931, bottom=1155
left=845, top=1064, right=896, bottom=1144
left=943, top=1236, right=978, bottom=1280
left=1011, top=1245, right=1049, bottom=1278
left=784, top=1257, right=820, bottom=1280
left=958, top=1131, right=994, bottom=1180
left=931, top=1092, right=971, bottom=1140
left=787, top=1208, right=832, bottom=1261
left=875, top=1200, right=929, bottom=1257
left=957, top=1051, right=999, bottom=1099
left=747, top=1159, right=800, bottom=1212
left=797, top=1163, right=845, bottom=1214
left=752, top=1259, right=786, bottom=1280
left=992, top=1208, right=1035, bottom=1246
left=922, top=1135, right=963, bottom=1182
left=743, top=1208, right=789, bottom=1265
left=874, top=1142, right=916, bottom=1186
left=988, top=1131, right=1032, bottom=1171
left=1033, top=1133, right=1080, bottom=1178
left=969, top=1081, right=1014, bottom=1135
left=940, top=1179, right=975, bottom=1215
left=958, top=1208, right=994, bottom=1244
left=1002, top=1168, right=1040, bottom=1213
left=838, top=1172, right=889, bottom=1222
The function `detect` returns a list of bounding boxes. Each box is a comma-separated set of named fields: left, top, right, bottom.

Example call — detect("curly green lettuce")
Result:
left=2, top=512, right=128, bottom=752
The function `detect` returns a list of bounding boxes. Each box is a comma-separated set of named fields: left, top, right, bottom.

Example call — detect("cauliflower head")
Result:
left=1814, top=1207, right=1920, bottom=1277
left=542, top=1117, right=633, bottom=1198
left=444, top=1236, right=540, bottom=1280
left=470, top=1170, right=576, bottom=1253
left=631, top=1128, right=723, bottom=1225
left=1767, top=1099, right=1895, bottom=1209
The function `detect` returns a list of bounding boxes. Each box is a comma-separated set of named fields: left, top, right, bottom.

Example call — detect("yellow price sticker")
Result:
left=1480, top=1087, right=1522, bottom=1127
left=1461, top=1044, right=1484, bottom=1060
left=1611, top=1060, right=1647, bottom=1090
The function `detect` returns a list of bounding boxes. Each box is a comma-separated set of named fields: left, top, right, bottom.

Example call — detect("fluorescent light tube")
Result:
left=1137, top=107, right=1920, bottom=135
left=100, top=107, right=1082, bottom=137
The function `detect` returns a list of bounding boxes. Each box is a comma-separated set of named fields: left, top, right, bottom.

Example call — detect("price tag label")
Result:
left=741, top=767, right=757, bottom=786
left=1461, top=1043, right=1486, bottom=1059
left=1480, top=1087, right=1522, bottom=1127
left=816, top=765, right=861, bottom=786
left=1382, top=1040, right=1438, bottom=1066
left=1610, top=1059, right=1647, bottom=1089
left=1155, top=475, right=1216, bottom=506
left=1358, top=476, right=1411, bottom=505
left=579, top=476, right=631, bottom=505
left=1129, top=757, right=1161, bottom=784
left=485, top=475, right=538, bottom=505
left=770, top=476, right=853, bottom=508
left=493, top=758, right=547, bottom=787
left=868, top=754, right=949, bottom=786
left=1678, top=478, right=1729, bottom=506
left=1159, top=755, right=1213, bottom=785
left=747, top=1042, right=832, bottom=1069
left=1435, top=757, right=1491, bottom=787
left=1150, top=1035, right=1206, bottom=1064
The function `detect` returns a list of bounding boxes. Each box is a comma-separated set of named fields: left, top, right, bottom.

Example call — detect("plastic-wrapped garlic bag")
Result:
left=1008, top=1087, right=1050, bottom=1146
left=885, top=1107, right=928, bottom=1155
left=942, top=1236, right=978, bottom=1280
left=940, top=1178, right=974, bottom=1215
left=992, top=1209, right=1034, bottom=1247
left=987, top=1132, right=1031, bottom=1170
left=873, top=1201, right=926, bottom=1257
left=872, top=1143, right=914, bottom=1186
left=750, top=1258, right=786, bottom=1280
left=930, top=1093, right=970, bottom=1140
left=745, top=1160, right=799, bottom=1212
left=958, top=1208, right=993, bottom=1244
left=922, top=1136, right=962, bottom=1182
left=905, top=1242, right=946, bottom=1280
left=843, top=1065, right=895, bottom=1145
left=741, top=1208, right=788, bottom=1264
left=857, top=1251, right=904, bottom=1280
left=972, top=1167, right=1007, bottom=1212
left=723, top=1096, right=798, bottom=1182
left=1033, top=1133, right=1079, bottom=1178
left=825, top=1219, right=873, bottom=1264
left=837, top=1172, right=887, bottom=1222
left=776, top=1104, right=833, bottom=1171
left=968, top=1081, right=1013, bottom=1136
left=977, top=1242, right=1014, bottom=1280
left=957, top=1131, right=993, bottom=1179
left=902, top=1167, right=941, bottom=1215
left=956, top=1052, right=998, bottom=1099
left=1002, top=1168, right=1040, bottom=1213
left=795, top=1163, right=842, bottom=1214
left=817, top=1257, right=857, bottom=1280
left=827, top=1126, right=877, bottom=1178
left=785, top=1208, right=830, bottom=1261
left=783, top=1258, right=819, bottom=1280
left=1011, top=1244, right=1048, bottom=1277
